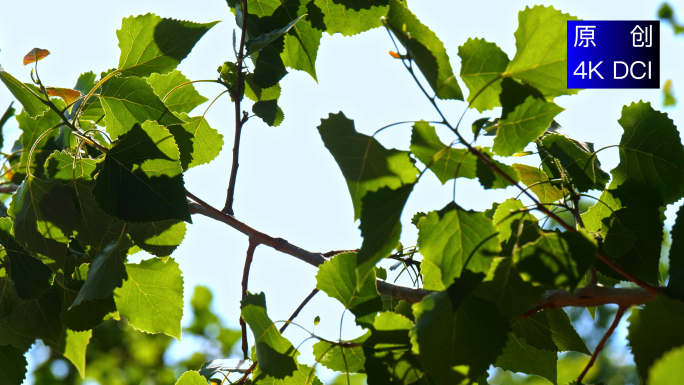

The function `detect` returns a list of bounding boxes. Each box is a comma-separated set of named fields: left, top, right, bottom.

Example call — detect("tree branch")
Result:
left=577, top=306, right=627, bottom=383
left=222, top=0, right=249, bottom=216
left=240, top=238, right=259, bottom=360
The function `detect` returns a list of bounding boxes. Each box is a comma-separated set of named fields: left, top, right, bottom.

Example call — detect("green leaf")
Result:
left=8, top=176, right=78, bottom=273
left=100, top=76, right=185, bottom=140
left=14, top=102, right=62, bottom=180
left=175, top=370, right=208, bottom=385
left=491, top=199, right=541, bottom=257
left=601, top=203, right=664, bottom=285
left=317, top=112, right=418, bottom=220
left=492, top=95, right=563, bottom=157
left=0, top=70, right=49, bottom=118
left=61, top=264, right=117, bottom=331
left=0, top=278, right=18, bottom=320
left=458, top=38, right=509, bottom=112
left=0, top=320, right=34, bottom=351
left=314, top=0, right=388, bottom=36
left=168, top=113, right=224, bottom=171
left=357, top=184, right=414, bottom=281
left=117, top=13, right=219, bottom=77
left=417, top=202, right=500, bottom=288
left=316, top=252, right=382, bottom=327
left=313, top=336, right=367, bottom=373
left=541, top=133, right=610, bottom=193
left=504, top=5, right=579, bottom=99
left=114, top=257, right=184, bottom=339
left=253, top=100, right=284, bottom=127
left=247, top=14, right=306, bottom=55
left=0, top=218, right=52, bottom=299
left=581, top=190, right=621, bottom=234
left=411, top=287, right=510, bottom=383
left=515, top=230, right=596, bottom=290
left=667, top=205, right=684, bottom=299
left=628, top=295, right=684, bottom=382
left=386, top=0, right=462, bottom=100
left=62, top=329, right=91, bottom=379
left=409, top=122, right=517, bottom=189
left=513, top=164, right=564, bottom=203
left=495, top=332, right=557, bottom=384
left=92, top=122, right=191, bottom=223
left=251, top=43, right=288, bottom=89
left=474, top=258, right=544, bottom=319
left=252, top=363, right=323, bottom=385
left=74, top=71, right=97, bottom=94
left=147, top=70, right=208, bottom=114
left=663, top=79, right=677, bottom=107
left=129, top=220, right=186, bottom=258
left=241, top=292, right=298, bottom=378
left=44, top=152, right=113, bottom=250
left=281, top=18, right=322, bottom=81
left=512, top=309, right=590, bottom=354
left=649, top=344, right=684, bottom=384
left=0, top=344, right=28, bottom=385
left=8, top=285, right=63, bottom=344
left=71, top=240, right=127, bottom=308
left=245, top=74, right=281, bottom=102
left=248, top=0, right=281, bottom=17
left=610, top=101, right=684, bottom=206
left=0, top=102, right=15, bottom=149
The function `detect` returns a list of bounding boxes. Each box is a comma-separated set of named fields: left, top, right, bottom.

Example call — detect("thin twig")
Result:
left=577, top=306, right=627, bottom=383
left=223, top=0, right=249, bottom=216
left=240, top=238, right=259, bottom=360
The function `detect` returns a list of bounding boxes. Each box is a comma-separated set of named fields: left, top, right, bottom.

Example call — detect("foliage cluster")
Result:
left=1, top=1, right=684, bottom=385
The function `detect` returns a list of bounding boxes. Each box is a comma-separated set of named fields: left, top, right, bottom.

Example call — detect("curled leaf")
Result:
left=46, top=87, right=81, bottom=106
left=23, top=48, right=50, bottom=65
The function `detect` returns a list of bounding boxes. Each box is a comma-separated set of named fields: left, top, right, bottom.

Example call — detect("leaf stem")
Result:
left=577, top=306, right=627, bottom=383
left=222, top=0, right=249, bottom=216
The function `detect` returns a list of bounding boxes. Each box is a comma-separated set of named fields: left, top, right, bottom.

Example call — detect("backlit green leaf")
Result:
left=241, top=292, right=298, bottom=378
left=62, top=329, right=91, bottom=379
left=169, top=112, right=224, bottom=170
left=649, top=344, right=684, bottom=385
left=458, top=38, right=509, bottom=112
left=71, top=240, right=127, bottom=308
left=129, top=220, right=187, bottom=258
left=61, top=264, right=117, bottom=331
left=316, top=252, right=382, bottom=327
left=14, top=101, right=62, bottom=180
left=318, top=112, right=418, bottom=219
left=387, top=0, right=462, bottom=100
left=115, top=257, right=184, bottom=339
left=667, top=205, right=684, bottom=299
left=100, top=76, right=185, bottom=140
left=513, top=164, right=564, bottom=203
left=117, top=13, right=219, bottom=77
left=505, top=6, right=579, bottom=99
left=248, top=0, right=281, bottom=17
left=92, top=122, right=191, bottom=223
left=491, top=199, right=541, bottom=257
left=281, top=18, right=322, bottom=81
left=175, top=370, right=208, bottom=385
left=147, top=70, right=208, bottom=114
left=417, top=202, right=500, bottom=288
left=0, top=70, right=49, bottom=118
left=314, top=0, right=388, bottom=36
left=8, top=176, right=77, bottom=273
left=541, top=133, right=610, bottom=193
left=252, top=363, right=323, bottom=385
left=313, top=335, right=367, bottom=373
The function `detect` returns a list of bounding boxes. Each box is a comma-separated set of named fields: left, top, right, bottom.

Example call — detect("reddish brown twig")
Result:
left=240, top=238, right=259, bottom=360
left=577, top=306, right=627, bottom=383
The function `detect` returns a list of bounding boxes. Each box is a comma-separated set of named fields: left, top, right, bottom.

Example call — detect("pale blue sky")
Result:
left=1, top=0, right=683, bottom=383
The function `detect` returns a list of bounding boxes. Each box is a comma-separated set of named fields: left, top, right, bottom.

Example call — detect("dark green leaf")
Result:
left=0, top=218, right=52, bottom=299
left=0, top=344, right=28, bottom=385
left=667, top=205, right=684, bottom=299
left=117, top=14, right=219, bottom=77
left=628, top=295, right=684, bottom=382
left=253, top=100, right=283, bottom=127
left=318, top=112, right=418, bottom=219
left=248, top=0, right=281, bottom=17
left=44, top=152, right=113, bottom=250
left=0, top=70, right=49, bottom=118
left=495, top=332, right=557, bottom=384
left=8, top=176, right=77, bottom=273
left=129, top=220, right=187, bottom=258
left=251, top=42, right=288, bottom=89
left=114, top=257, right=184, bottom=339
left=417, top=202, right=500, bottom=289
left=492, top=96, right=563, bottom=157
left=92, top=122, right=191, bottom=223
left=474, top=258, right=544, bottom=319
left=241, top=292, right=298, bottom=378
left=168, top=112, right=224, bottom=171
left=386, top=0, right=462, bottom=100
left=8, top=285, right=63, bottom=344
left=412, top=288, right=510, bottom=383
left=314, top=0, right=388, bottom=36
left=357, top=184, right=414, bottom=281
left=513, top=309, right=590, bottom=354
left=492, top=199, right=541, bottom=257
left=475, top=147, right=520, bottom=189
left=458, top=38, right=508, bottom=112
left=100, top=76, right=185, bottom=140
left=316, top=252, right=382, bottom=327
left=147, top=70, right=209, bottom=114
left=0, top=320, right=34, bottom=351
left=504, top=5, right=579, bottom=99
left=541, top=133, right=610, bottom=193
left=513, top=164, right=564, bottom=203
left=0, top=278, right=18, bottom=320
left=0, top=102, right=15, bottom=149
left=610, top=101, right=684, bottom=206
left=516, top=230, right=596, bottom=289
left=245, top=74, right=281, bottom=102
left=71, top=240, right=127, bottom=308
left=74, top=71, right=97, bottom=94
left=247, top=14, right=306, bottom=55
left=61, top=264, right=116, bottom=331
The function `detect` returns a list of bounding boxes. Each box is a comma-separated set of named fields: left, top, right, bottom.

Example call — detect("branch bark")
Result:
left=240, top=238, right=259, bottom=360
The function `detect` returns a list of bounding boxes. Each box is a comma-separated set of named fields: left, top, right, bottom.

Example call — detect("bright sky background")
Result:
left=1, top=0, right=683, bottom=383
